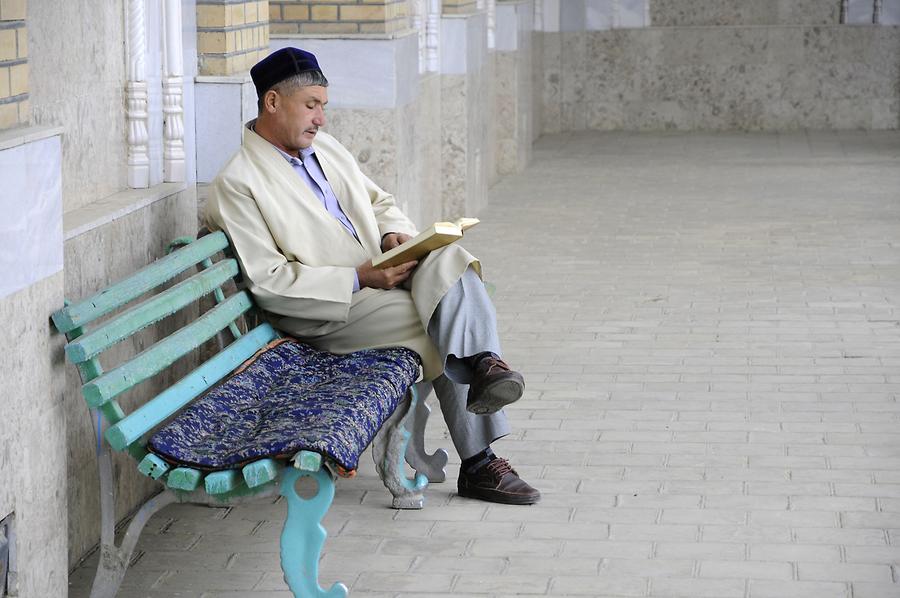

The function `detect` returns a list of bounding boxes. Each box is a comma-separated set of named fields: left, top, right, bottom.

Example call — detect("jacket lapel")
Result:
left=242, top=125, right=370, bottom=255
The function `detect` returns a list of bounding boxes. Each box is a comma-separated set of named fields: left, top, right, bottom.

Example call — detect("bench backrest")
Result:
left=52, top=231, right=279, bottom=461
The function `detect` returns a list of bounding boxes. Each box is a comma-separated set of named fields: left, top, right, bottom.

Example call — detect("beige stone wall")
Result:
left=198, top=0, right=270, bottom=76
left=495, top=47, right=532, bottom=175
left=0, top=271, right=68, bottom=597
left=541, top=26, right=900, bottom=132
left=269, top=0, right=409, bottom=35
left=29, top=0, right=127, bottom=212
left=63, top=188, right=198, bottom=567
left=0, top=0, right=28, bottom=129
left=650, top=0, right=840, bottom=26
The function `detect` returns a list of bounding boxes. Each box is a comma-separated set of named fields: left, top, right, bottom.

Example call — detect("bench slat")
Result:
left=51, top=232, right=229, bottom=333
left=104, top=324, right=279, bottom=451
left=293, top=450, right=323, bottom=472
left=168, top=468, right=202, bottom=491
left=138, top=454, right=170, bottom=480
left=82, top=292, right=254, bottom=408
left=243, top=459, right=279, bottom=488
left=205, top=470, right=241, bottom=494
left=65, top=259, right=240, bottom=363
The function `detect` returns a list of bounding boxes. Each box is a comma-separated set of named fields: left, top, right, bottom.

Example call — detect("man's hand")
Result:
left=381, top=232, right=413, bottom=252
left=357, top=259, right=418, bottom=290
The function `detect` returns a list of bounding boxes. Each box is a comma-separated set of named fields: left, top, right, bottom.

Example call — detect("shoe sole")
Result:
left=458, top=486, right=541, bottom=505
left=467, top=378, right=525, bottom=415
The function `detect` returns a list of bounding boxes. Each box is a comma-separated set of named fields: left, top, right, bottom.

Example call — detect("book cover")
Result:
left=372, top=218, right=479, bottom=269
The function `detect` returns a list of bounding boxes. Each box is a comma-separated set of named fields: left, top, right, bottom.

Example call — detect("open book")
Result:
left=372, top=217, right=480, bottom=269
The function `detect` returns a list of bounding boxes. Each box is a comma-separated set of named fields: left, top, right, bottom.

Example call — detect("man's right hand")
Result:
left=357, top=259, right=418, bottom=290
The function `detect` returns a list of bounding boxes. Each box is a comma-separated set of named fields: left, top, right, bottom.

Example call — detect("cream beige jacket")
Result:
left=205, top=123, right=480, bottom=380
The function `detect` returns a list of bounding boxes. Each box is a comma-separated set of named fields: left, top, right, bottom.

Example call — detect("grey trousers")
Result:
left=426, top=267, right=511, bottom=459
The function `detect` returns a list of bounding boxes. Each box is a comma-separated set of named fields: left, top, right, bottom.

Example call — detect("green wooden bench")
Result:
left=52, top=231, right=449, bottom=598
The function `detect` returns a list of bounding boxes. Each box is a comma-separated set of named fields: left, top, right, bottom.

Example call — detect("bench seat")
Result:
left=148, top=338, right=421, bottom=474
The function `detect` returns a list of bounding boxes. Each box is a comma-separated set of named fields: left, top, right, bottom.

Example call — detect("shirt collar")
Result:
left=250, top=122, right=316, bottom=165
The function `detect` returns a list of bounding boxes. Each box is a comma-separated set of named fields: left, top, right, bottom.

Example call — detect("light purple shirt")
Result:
left=272, top=144, right=362, bottom=292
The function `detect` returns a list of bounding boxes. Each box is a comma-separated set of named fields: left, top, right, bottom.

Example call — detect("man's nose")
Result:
left=313, top=108, right=326, bottom=126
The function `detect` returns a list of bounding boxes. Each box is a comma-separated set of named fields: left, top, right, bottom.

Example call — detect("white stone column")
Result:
left=487, top=0, right=496, bottom=48
left=426, top=0, right=441, bottom=72
left=534, top=0, right=543, bottom=31
left=126, top=0, right=150, bottom=189
left=415, top=0, right=427, bottom=73
left=162, top=0, right=186, bottom=183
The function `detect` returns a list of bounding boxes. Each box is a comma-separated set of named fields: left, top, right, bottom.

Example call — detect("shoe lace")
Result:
left=481, top=357, right=511, bottom=375
left=485, top=457, right=516, bottom=478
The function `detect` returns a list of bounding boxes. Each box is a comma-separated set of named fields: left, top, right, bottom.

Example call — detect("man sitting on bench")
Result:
left=205, top=47, right=540, bottom=505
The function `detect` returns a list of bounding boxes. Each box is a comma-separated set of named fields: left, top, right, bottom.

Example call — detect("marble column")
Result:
left=440, top=10, right=490, bottom=218
left=494, top=0, right=533, bottom=175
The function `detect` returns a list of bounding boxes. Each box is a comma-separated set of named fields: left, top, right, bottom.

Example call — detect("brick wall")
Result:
left=442, top=0, right=477, bottom=15
left=269, top=0, right=410, bottom=35
left=197, top=0, right=270, bottom=76
left=0, top=0, right=27, bottom=129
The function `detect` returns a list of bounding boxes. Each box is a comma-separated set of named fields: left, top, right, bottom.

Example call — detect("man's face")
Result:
left=267, top=85, right=328, bottom=154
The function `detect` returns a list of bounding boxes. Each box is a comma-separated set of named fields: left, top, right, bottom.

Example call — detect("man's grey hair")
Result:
left=258, top=71, right=329, bottom=113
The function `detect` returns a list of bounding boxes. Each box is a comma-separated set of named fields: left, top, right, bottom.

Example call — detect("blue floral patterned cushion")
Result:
left=148, top=339, right=421, bottom=474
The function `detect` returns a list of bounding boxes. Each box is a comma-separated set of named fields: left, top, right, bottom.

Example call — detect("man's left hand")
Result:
left=381, top=232, right=412, bottom=251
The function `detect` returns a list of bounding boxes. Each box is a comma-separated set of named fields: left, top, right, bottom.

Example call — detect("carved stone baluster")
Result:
left=534, top=0, right=543, bottom=32
left=840, top=0, right=849, bottom=23
left=873, top=0, right=883, bottom=24
left=162, top=0, right=186, bottom=183
left=126, top=0, right=149, bottom=189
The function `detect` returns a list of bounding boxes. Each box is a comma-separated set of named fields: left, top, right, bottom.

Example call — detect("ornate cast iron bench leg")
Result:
left=280, top=452, right=348, bottom=598
left=89, top=413, right=178, bottom=598
left=373, top=386, right=430, bottom=509
left=403, top=380, right=449, bottom=483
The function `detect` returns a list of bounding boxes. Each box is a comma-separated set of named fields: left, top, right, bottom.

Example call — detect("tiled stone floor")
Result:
left=69, top=131, right=900, bottom=597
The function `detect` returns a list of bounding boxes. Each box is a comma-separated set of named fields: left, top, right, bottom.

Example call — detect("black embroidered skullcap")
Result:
left=250, top=48, right=324, bottom=98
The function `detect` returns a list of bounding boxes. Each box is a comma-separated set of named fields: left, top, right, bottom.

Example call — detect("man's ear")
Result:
left=263, top=90, right=278, bottom=113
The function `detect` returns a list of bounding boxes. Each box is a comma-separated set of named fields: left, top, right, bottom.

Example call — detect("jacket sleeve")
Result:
left=206, top=174, right=357, bottom=322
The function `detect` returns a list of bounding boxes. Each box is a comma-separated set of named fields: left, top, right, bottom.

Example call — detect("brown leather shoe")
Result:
left=458, top=457, right=541, bottom=505
left=466, top=353, right=525, bottom=415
